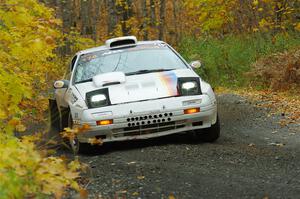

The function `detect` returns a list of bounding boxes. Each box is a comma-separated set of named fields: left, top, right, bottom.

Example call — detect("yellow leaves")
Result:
left=295, top=23, right=300, bottom=32
left=127, top=161, right=136, bottom=165
left=0, top=1, right=89, bottom=198
left=0, top=133, right=82, bottom=198
left=62, top=127, right=78, bottom=141
left=31, top=38, right=44, bottom=51
left=0, top=0, right=62, bottom=127
left=68, top=158, right=82, bottom=171
left=21, top=134, right=42, bottom=144
left=64, top=127, right=79, bottom=134
left=248, top=143, right=256, bottom=147
left=8, top=118, right=21, bottom=127
left=268, top=142, right=285, bottom=147
left=35, top=156, right=81, bottom=196
left=137, top=175, right=145, bottom=180
left=63, top=170, right=80, bottom=179
left=7, top=118, right=26, bottom=132
left=88, top=137, right=103, bottom=146
left=184, top=0, right=298, bottom=35
left=79, top=188, right=89, bottom=198
left=45, top=35, right=55, bottom=45
left=15, top=124, right=27, bottom=132
left=198, top=12, right=208, bottom=22
left=233, top=88, right=300, bottom=125
left=0, top=109, right=6, bottom=119
left=79, top=123, right=91, bottom=132
left=184, top=0, right=236, bottom=34
left=48, top=18, right=62, bottom=26
left=64, top=30, right=94, bottom=54
left=259, top=18, right=270, bottom=29
left=62, top=124, right=91, bottom=141
left=252, top=0, right=259, bottom=6
left=169, top=194, right=176, bottom=199
left=132, top=192, right=139, bottom=196
left=62, top=123, right=104, bottom=146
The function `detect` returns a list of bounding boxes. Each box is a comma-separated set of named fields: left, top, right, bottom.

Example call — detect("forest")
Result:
left=0, top=0, right=299, bottom=198
left=42, top=0, right=300, bottom=87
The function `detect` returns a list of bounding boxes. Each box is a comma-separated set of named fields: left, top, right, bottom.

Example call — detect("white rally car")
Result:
left=49, top=36, right=220, bottom=153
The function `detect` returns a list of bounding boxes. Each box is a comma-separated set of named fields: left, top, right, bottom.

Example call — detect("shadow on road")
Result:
left=62, top=132, right=209, bottom=156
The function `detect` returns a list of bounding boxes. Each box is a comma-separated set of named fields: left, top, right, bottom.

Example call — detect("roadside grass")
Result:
left=178, top=31, right=300, bottom=88
left=179, top=32, right=300, bottom=127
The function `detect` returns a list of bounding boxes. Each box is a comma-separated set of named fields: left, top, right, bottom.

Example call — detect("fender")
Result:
left=55, top=87, right=69, bottom=109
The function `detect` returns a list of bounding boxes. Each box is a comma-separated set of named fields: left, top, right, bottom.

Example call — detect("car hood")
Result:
left=74, top=69, right=199, bottom=105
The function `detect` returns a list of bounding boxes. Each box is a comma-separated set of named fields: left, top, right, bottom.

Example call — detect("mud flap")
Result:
left=48, top=99, right=61, bottom=141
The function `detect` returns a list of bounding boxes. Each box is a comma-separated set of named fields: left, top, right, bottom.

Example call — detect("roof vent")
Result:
left=106, top=36, right=137, bottom=48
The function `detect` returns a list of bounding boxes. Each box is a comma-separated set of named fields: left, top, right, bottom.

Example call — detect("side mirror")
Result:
left=190, top=60, right=202, bottom=69
left=53, top=80, right=69, bottom=89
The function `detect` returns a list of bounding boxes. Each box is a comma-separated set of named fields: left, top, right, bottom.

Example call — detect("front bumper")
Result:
left=72, top=95, right=217, bottom=143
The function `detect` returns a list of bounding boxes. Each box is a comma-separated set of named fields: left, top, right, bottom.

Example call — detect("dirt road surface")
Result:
left=65, top=94, right=300, bottom=199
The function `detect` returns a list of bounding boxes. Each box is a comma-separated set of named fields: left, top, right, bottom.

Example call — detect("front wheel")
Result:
left=66, top=111, right=93, bottom=154
left=194, top=115, right=220, bottom=142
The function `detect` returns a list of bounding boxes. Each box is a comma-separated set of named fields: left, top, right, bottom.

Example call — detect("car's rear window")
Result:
left=73, top=44, right=187, bottom=83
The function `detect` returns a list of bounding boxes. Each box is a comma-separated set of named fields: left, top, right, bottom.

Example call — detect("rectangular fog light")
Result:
left=184, top=108, right=200, bottom=114
left=96, top=119, right=113, bottom=126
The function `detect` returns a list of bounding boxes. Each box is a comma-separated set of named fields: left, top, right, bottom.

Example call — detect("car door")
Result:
left=55, top=56, right=77, bottom=108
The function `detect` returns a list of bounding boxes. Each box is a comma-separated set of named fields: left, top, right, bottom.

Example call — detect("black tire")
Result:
left=65, top=111, right=93, bottom=154
left=195, top=115, right=220, bottom=142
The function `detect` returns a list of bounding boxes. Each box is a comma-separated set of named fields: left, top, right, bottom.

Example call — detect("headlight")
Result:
left=182, top=82, right=197, bottom=90
left=178, top=77, right=202, bottom=96
left=181, top=81, right=198, bottom=95
left=90, top=94, right=107, bottom=107
left=86, top=89, right=110, bottom=108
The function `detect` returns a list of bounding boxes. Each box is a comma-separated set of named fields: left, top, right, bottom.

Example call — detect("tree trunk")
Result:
left=159, top=0, right=166, bottom=40
left=92, top=0, right=101, bottom=42
left=107, top=0, right=117, bottom=36
left=121, top=0, right=133, bottom=36
left=150, top=0, right=156, bottom=27
left=58, top=0, right=74, bottom=56
left=80, top=0, right=89, bottom=35
left=141, top=0, right=148, bottom=40
left=172, top=0, right=179, bottom=43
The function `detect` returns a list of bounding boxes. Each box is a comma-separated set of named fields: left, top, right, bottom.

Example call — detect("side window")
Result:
left=64, top=56, right=77, bottom=80
left=71, top=55, right=77, bottom=71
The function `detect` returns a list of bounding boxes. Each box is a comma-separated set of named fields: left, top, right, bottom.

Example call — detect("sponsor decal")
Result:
left=158, top=71, right=178, bottom=96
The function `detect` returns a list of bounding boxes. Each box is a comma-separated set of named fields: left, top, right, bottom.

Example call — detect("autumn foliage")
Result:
left=0, top=0, right=299, bottom=198
left=0, top=133, right=81, bottom=198
left=184, top=0, right=300, bottom=35
left=44, top=0, right=300, bottom=44
left=0, top=0, right=62, bottom=127
left=0, top=0, right=84, bottom=198
left=45, top=0, right=300, bottom=88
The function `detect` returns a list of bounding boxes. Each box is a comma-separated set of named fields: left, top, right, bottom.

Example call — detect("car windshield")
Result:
left=73, top=44, right=187, bottom=83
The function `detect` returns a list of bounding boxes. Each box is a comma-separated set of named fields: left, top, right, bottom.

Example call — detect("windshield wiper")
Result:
left=126, top=69, right=174, bottom=76
left=75, top=78, right=93, bottom=84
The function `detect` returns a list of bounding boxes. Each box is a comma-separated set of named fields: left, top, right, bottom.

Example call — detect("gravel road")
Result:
left=67, top=94, right=300, bottom=199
